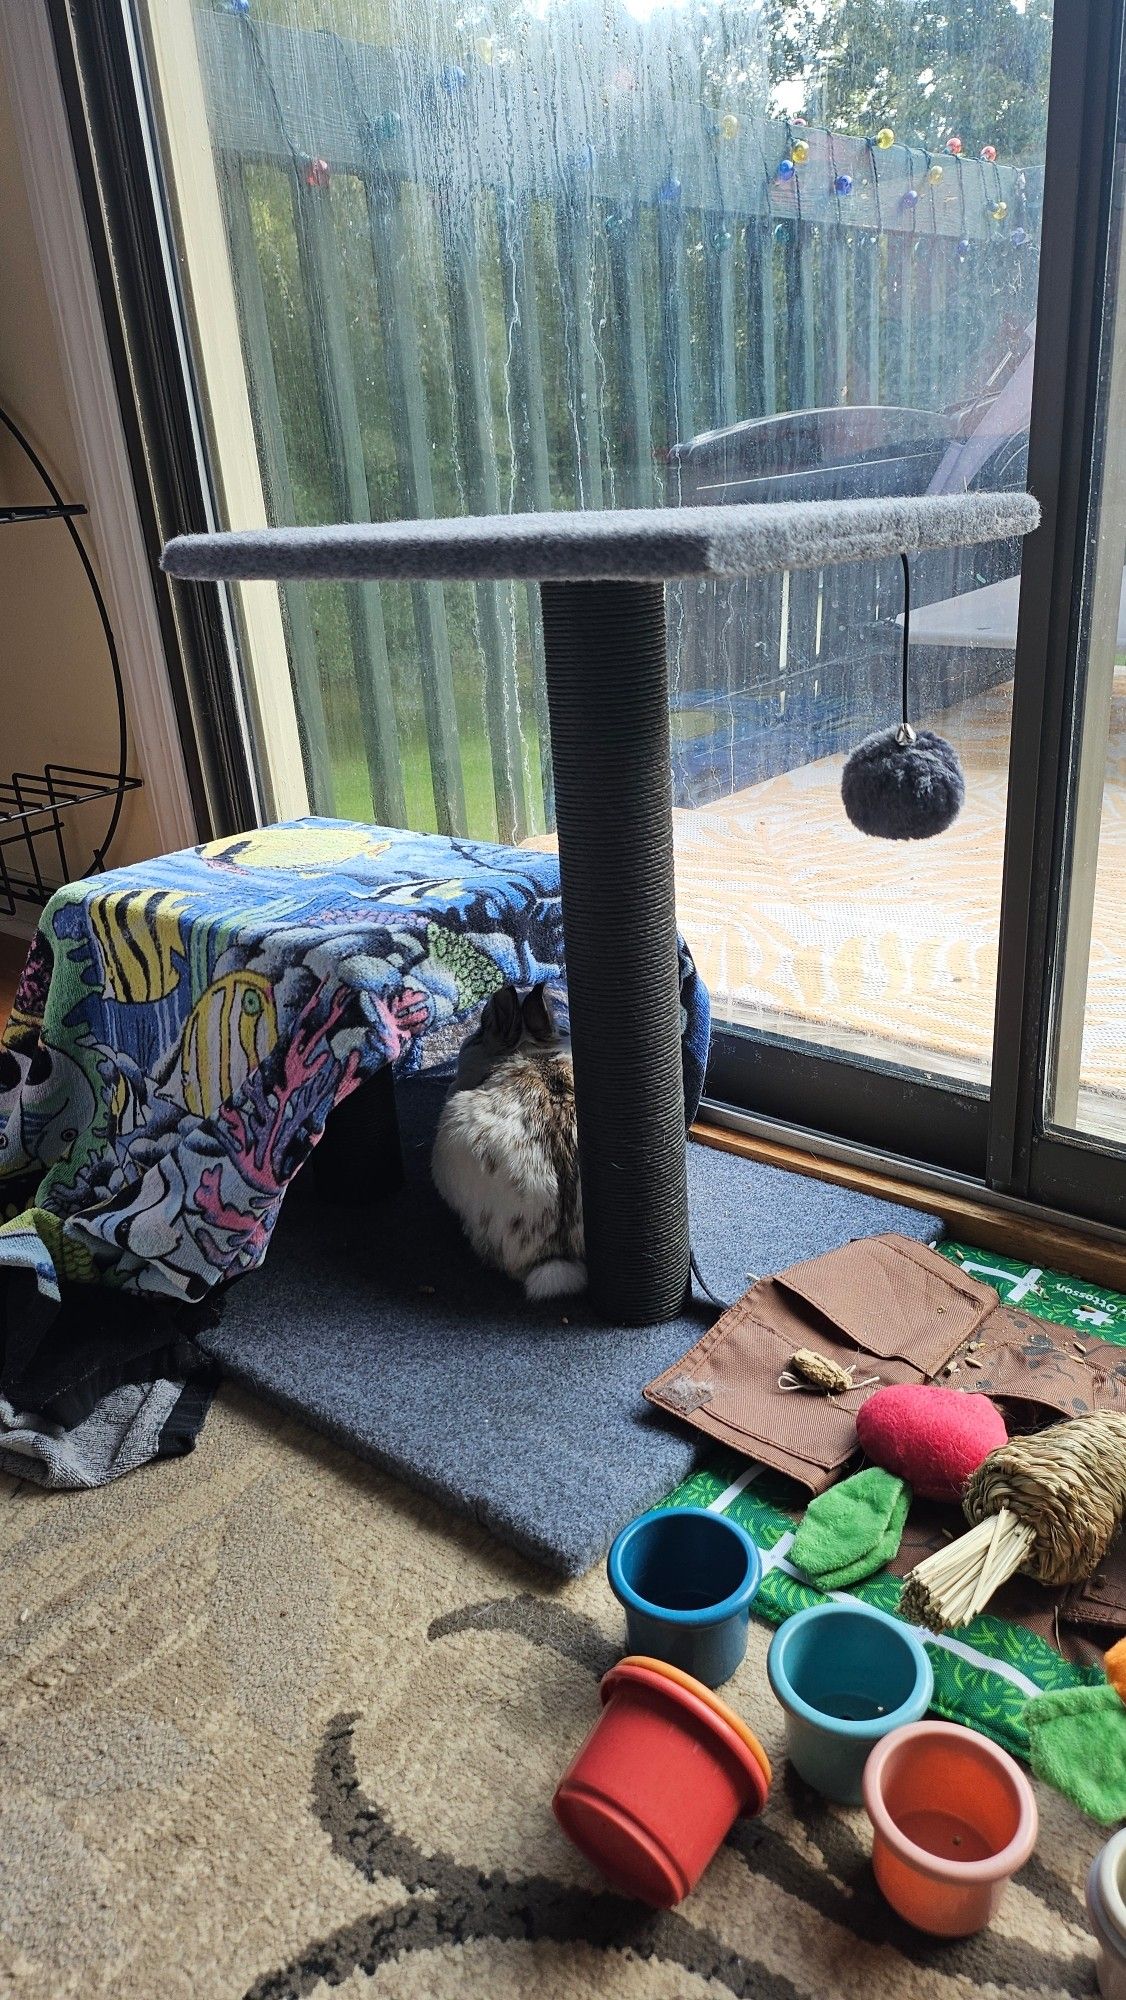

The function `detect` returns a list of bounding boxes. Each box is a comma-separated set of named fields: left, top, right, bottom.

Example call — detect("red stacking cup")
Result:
left=552, top=1655, right=771, bottom=1907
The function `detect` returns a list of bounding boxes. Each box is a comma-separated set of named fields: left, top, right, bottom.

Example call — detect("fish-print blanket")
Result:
left=0, top=820, right=709, bottom=1310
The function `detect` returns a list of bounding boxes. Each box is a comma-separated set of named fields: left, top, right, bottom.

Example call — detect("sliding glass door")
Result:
left=50, top=0, right=1125, bottom=1229
left=988, top=0, right=1126, bottom=1229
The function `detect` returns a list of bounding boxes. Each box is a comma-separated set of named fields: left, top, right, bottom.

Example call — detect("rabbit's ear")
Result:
left=520, top=983, right=554, bottom=1043
left=483, top=984, right=523, bottom=1047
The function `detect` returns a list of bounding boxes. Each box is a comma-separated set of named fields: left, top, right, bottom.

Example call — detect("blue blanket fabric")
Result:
left=0, top=820, right=709, bottom=1309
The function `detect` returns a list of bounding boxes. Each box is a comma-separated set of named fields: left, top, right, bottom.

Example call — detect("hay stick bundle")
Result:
left=900, top=1410, right=1126, bottom=1631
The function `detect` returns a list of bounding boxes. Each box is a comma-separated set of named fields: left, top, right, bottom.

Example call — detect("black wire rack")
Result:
left=0, top=764, right=143, bottom=916
left=0, top=419, right=142, bottom=916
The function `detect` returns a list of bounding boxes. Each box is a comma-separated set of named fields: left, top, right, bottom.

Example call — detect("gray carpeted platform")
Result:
left=162, top=491, right=1038, bottom=586
left=202, top=1074, right=942, bottom=1575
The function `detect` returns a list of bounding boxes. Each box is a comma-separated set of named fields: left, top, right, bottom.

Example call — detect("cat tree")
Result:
left=163, top=490, right=1038, bottom=1325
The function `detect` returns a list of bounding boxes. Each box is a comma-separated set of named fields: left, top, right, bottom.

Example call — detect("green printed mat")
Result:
left=657, top=1243, right=1126, bottom=1760
left=938, top=1239, right=1126, bottom=1340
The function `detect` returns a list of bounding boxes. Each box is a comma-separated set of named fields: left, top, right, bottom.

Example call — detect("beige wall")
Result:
left=0, top=51, right=162, bottom=913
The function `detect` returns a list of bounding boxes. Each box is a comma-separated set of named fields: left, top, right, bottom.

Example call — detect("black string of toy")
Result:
left=840, top=552, right=966, bottom=841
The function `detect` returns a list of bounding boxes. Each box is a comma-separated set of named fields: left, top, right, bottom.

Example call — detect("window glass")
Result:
left=142, top=0, right=1052, bottom=1090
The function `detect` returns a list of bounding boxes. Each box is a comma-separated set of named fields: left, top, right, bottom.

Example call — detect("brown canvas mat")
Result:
left=645, top=1232, right=1126, bottom=1656
left=645, top=1234, right=996, bottom=1494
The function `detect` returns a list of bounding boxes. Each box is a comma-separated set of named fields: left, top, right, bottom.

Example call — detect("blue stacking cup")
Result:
left=767, top=1601, right=934, bottom=1805
left=607, top=1506, right=762, bottom=1688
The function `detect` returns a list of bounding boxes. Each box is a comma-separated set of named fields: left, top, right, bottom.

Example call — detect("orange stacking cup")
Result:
left=863, top=1721, right=1038, bottom=1936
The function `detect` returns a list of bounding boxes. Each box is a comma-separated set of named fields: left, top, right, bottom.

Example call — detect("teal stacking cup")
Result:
left=767, top=1601, right=933, bottom=1805
left=607, top=1507, right=762, bottom=1688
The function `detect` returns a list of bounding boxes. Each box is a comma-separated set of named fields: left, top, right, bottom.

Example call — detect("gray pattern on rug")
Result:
left=0, top=1386, right=1102, bottom=1999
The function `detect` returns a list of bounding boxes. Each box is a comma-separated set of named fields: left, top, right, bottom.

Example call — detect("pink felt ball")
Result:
left=855, top=1383, right=1008, bottom=1504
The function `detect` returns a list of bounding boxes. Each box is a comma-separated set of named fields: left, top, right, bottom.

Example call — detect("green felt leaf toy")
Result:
left=1024, top=1682, right=1126, bottom=1824
left=790, top=1467, right=912, bottom=1592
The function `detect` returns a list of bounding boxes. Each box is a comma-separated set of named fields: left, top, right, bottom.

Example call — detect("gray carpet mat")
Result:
left=202, top=1074, right=941, bottom=1575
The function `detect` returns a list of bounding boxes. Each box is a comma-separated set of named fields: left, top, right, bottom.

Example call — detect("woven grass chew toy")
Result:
left=900, top=1410, right=1126, bottom=1632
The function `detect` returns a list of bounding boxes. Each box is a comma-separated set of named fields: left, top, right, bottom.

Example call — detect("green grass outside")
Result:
left=328, top=729, right=546, bottom=842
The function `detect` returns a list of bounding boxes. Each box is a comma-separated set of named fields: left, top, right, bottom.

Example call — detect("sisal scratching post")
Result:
left=541, top=580, right=688, bottom=1322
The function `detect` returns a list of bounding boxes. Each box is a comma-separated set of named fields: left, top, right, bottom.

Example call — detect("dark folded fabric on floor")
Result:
left=0, top=1277, right=219, bottom=1488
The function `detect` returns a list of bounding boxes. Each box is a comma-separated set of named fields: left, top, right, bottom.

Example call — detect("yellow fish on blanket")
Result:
left=201, top=826, right=392, bottom=873
left=89, top=888, right=191, bottom=1003
left=178, top=971, right=278, bottom=1119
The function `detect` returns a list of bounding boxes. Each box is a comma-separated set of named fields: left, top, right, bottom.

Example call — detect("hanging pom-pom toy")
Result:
left=900, top=1410, right=1126, bottom=1631
left=843, top=729, right=964, bottom=840
left=841, top=554, right=966, bottom=840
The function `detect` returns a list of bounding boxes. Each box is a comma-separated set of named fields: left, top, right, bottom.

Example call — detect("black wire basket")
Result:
left=0, top=765, right=144, bottom=915
left=0, top=410, right=141, bottom=914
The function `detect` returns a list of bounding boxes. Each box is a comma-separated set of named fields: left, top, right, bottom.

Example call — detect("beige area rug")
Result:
left=671, top=674, right=1126, bottom=1130
left=0, top=1386, right=1104, bottom=2000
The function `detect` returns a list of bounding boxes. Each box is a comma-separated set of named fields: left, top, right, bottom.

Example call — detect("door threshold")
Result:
left=695, top=1101, right=1126, bottom=1292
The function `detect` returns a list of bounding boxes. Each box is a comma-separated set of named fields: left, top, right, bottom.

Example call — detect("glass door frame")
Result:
left=988, top=0, right=1126, bottom=1230
left=50, top=0, right=1126, bottom=1233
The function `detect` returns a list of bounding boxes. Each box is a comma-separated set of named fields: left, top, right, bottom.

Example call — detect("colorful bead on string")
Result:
left=304, top=157, right=331, bottom=188
left=834, top=173, right=853, bottom=196
left=946, top=134, right=963, bottom=155
left=790, top=138, right=810, bottom=164
left=720, top=113, right=739, bottom=141
left=875, top=127, right=895, bottom=149
left=981, top=144, right=998, bottom=162
left=777, top=157, right=797, bottom=182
